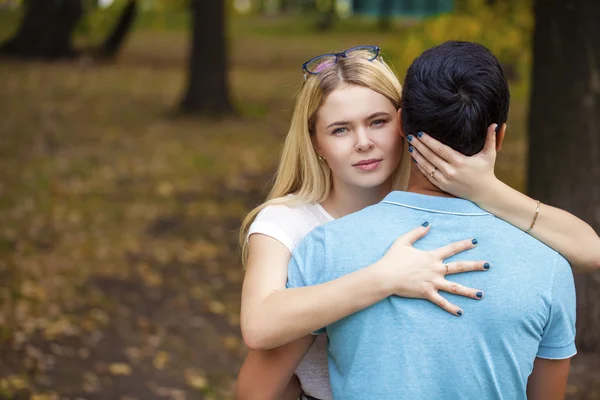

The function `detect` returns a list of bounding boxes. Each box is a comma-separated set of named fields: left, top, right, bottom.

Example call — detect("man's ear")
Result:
left=496, top=123, right=507, bottom=152
left=397, top=108, right=406, bottom=139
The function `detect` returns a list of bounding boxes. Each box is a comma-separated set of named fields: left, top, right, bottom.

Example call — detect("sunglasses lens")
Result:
left=305, top=55, right=337, bottom=74
left=345, top=46, right=378, bottom=61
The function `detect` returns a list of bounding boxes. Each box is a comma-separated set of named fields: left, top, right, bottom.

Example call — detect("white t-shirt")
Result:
left=247, top=197, right=334, bottom=400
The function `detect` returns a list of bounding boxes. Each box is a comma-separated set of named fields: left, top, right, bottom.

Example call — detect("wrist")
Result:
left=366, top=261, right=395, bottom=298
left=470, top=175, right=504, bottom=207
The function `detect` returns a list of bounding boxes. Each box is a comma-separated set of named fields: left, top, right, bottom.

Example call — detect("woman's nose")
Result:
left=355, top=129, right=374, bottom=152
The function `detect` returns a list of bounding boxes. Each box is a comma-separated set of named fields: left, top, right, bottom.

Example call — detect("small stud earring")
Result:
left=318, top=155, right=325, bottom=162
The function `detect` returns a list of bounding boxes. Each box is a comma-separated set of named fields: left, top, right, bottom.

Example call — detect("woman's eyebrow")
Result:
left=326, top=120, right=350, bottom=129
left=326, top=112, right=391, bottom=129
left=366, top=111, right=391, bottom=119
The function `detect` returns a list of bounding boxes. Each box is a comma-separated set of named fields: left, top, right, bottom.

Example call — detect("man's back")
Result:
left=287, top=191, right=576, bottom=400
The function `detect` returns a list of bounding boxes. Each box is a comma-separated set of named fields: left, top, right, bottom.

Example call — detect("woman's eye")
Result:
left=371, top=119, right=387, bottom=127
left=332, top=127, right=348, bottom=135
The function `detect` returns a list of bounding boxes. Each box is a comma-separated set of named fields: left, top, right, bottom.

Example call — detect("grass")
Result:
left=0, top=9, right=530, bottom=399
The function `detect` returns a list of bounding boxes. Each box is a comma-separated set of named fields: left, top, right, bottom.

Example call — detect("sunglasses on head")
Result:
left=302, top=45, right=381, bottom=80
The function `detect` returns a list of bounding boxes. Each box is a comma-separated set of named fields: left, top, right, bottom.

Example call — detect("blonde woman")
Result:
left=236, top=46, right=600, bottom=400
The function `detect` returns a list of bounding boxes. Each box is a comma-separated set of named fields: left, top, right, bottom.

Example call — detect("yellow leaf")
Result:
left=223, top=334, right=239, bottom=351
left=6, top=375, right=27, bottom=390
left=31, top=394, right=59, bottom=400
left=153, top=351, right=170, bottom=370
left=108, top=362, right=133, bottom=376
left=156, top=181, right=174, bottom=197
left=138, top=263, right=163, bottom=287
left=184, top=368, right=208, bottom=390
left=208, top=300, right=226, bottom=316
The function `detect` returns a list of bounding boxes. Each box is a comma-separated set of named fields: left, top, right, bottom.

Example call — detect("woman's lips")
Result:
left=353, top=159, right=382, bottom=171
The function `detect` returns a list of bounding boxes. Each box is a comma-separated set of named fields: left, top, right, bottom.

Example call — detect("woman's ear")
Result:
left=311, top=135, right=323, bottom=157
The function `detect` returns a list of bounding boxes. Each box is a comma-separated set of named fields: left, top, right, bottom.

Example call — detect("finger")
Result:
left=411, top=131, right=459, bottom=164
left=433, top=238, right=477, bottom=260
left=410, top=147, right=443, bottom=185
left=482, top=124, right=498, bottom=155
left=445, top=260, right=491, bottom=275
left=427, top=291, right=463, bottom=316
left=437, top=279, right=484, bottom=300
left=407, top=137, right=449, bottom=175
left=396, top=223, right=431, bottom=246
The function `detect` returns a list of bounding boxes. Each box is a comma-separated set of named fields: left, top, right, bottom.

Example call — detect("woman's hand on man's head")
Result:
left=407, top=124, right=502, bottom=204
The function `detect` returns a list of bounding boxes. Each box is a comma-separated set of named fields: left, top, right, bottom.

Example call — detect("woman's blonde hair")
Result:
left=239, top=52, right=411, bottom=265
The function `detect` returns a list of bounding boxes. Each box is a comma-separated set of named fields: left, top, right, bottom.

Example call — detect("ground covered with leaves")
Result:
left=0, top=13, right=597, bottom=400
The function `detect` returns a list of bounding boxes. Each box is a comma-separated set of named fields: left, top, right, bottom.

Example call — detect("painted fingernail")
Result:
left=413, top=158, right=418, bottom=164
left=409, top=146, right=414, bottom=153
left=476, top=291, right=483, bottom=299
left=417, top=131, right=424, bottom=138
left=483, top=262, right=490, bottom=270
left=407, top=134, right=413, bottom=142
left=422, top=221, right=429, bottom=227
left=472, top=238, right=478, bottom=245
left=494, top=124, right=500, bottom=133
left=457, top=310, right=463, bottom=316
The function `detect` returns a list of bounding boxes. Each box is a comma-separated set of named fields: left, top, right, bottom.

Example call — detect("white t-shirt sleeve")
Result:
left=247, top=205, right=305, bottom=253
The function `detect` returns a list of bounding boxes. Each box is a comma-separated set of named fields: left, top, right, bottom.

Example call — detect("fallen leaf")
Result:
left=184, top=368, right=208, bottom=390
left=153, top=350, right=170, bottom=370
left=208, top=300, right=226, bottom=316
left=31, top=394, right=59, bottom=400
left=223, top=334, right=239, bottom=351
left=108, top=362, right=133, bottom=376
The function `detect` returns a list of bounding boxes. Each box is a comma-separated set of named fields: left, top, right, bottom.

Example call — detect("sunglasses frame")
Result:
left=302, top=45, right=381, bottom=79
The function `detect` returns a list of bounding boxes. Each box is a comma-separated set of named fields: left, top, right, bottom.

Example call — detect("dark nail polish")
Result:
left=472, top=238, right=478, bottom=245
left=407, top=134, right=413, bottom=142
left=494, top=124, right=500, bottom=133
left=476, top=292, right=483, bottom=299
left=483, top=262, right=490, bottom=270
left=417, top=131, right=423, bottom=138
left=457, top=310, right=463, bottom=316
left=409, top=146, right=414, bottom=153
left=422, top=221, right=429, bottom=227
left=413, top=158, right=418, bottom=164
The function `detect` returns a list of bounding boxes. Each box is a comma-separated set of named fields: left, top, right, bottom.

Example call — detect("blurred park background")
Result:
left=0, top=0, right=598, bottom=399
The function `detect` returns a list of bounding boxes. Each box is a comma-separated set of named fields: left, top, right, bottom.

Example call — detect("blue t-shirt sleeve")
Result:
left=537, top=254, right=577, bottom=360
left=286, top=225, right=327, bottom=290
left=286, top=226, right=327, bottom=335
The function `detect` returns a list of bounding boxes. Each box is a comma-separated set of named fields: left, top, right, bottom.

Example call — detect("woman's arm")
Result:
left=241, top=225, right=488, bottom=351
left=407, top=124, right=600, bottom=273
left=235, top=336, right=315, bottom=400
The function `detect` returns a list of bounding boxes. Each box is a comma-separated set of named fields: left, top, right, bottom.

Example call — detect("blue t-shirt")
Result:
left=287, top=191, right=576, bottom=400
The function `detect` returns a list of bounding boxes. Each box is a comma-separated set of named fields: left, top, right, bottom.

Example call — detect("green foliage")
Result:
left=386, top=0, right=533, bottom=86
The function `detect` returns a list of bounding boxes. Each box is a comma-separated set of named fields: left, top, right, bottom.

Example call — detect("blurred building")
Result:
left=348, top=0, right=453, bottom=17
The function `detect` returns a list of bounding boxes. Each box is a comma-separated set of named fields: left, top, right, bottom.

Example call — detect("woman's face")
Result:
left=313, top=84, right=403, bottom=192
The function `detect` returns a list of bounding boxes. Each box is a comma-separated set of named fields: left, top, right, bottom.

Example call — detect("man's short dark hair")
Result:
left=401, top=41, right=510, bottom=156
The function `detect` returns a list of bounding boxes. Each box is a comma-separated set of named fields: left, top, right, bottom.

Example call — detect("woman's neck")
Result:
left=321, top=180, right=393, bottom=219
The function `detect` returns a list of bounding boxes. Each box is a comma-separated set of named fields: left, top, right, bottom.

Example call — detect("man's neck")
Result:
left=406, top=168, right=455, bottom=198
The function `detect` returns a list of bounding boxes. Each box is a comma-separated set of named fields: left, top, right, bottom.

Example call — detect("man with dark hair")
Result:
left=401, top=41, right=510, bottom=156
left=286, top=41, right=576, bottom=399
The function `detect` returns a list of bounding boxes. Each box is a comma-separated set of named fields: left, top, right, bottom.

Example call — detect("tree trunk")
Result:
left=97, top=0, right=137, bottom=59
left=179, top=0, right=234, bottom=116
left=378, top=0, right=393, bottom=31
left=0, top=0, right=83, bottom=59
left=528, top=0, right=600, bottom=352
left=317, top=0, right=337, bottom=32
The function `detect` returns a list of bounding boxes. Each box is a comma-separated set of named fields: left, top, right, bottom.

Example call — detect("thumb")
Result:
left=399, top=223, right=431, bottom=246
left=482, top=124, right=498, bottom=155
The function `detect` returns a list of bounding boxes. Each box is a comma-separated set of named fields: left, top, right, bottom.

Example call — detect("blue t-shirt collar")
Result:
left=382, top=191, right=491, bottom=216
